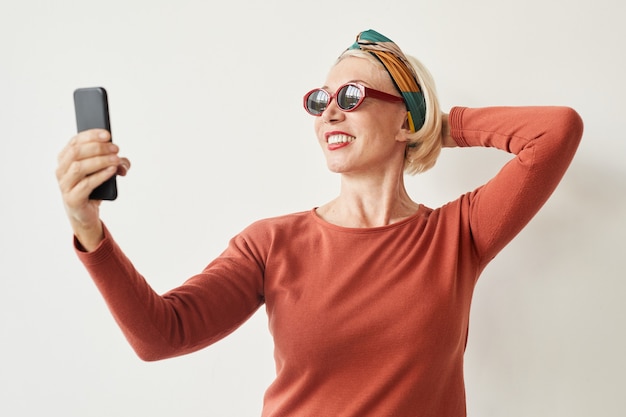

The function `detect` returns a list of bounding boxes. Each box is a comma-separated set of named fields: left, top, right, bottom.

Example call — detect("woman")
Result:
left=56, top=30, right=583, bottom=416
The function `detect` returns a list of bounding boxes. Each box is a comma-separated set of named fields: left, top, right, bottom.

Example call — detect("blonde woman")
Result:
left=56, top=29, right=583, bottom=416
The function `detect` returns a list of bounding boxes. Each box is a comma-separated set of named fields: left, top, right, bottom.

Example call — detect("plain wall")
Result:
left=1, top=0, right=624, bottom=415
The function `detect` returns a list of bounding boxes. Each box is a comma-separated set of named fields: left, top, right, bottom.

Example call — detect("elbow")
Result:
left=132, top=344, right=172, bottom=362
left=540, top=106, right=584, bottom=159
left=128, top=335, right=207, bottom=362
left=133, top=343, right=191, bottom=362
left=123, top=334, right=181, bottom=362
left=556, top=106, right=584, bottom=145
left=135, top=350, right=166, bottom=362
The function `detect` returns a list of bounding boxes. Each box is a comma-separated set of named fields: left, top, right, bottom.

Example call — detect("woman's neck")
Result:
left=316, top=170, right=420, bottom=228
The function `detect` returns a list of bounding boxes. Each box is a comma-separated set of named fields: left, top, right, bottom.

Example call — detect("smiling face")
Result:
left=313, top=56, right=410, bottom=176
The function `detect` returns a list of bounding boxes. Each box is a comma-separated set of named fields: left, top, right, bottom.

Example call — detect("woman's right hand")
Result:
left=56, top=129, right=130, bottom=251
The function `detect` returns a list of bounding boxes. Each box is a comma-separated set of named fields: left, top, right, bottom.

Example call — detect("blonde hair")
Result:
left=337, top=49, right=443, bottom=175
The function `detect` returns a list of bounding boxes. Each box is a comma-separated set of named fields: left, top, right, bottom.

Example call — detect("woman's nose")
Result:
left=321, top=99, right=344, bottom=124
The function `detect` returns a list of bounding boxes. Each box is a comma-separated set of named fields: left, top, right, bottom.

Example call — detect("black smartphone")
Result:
left=73, top=87, right=118, bottom=200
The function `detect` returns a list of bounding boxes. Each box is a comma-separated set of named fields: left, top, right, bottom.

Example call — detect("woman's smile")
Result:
left=326, top=132, right=356, bottom=150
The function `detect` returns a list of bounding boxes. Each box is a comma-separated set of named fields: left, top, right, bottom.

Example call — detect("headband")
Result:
left=348, top=29, right=426, bottom=132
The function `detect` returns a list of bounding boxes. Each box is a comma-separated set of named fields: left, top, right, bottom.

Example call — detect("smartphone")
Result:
left=73, top=87, right=118, bottom=200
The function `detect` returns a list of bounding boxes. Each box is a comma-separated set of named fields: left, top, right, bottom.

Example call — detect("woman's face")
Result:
left=313, top=56, right=409, bottom=176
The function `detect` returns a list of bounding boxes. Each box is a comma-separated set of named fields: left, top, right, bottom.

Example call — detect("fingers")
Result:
left=56, top=129, right=126, bottom=205
left=63, top=165, right=118, bottom=208
left=116, top=157, right=131, bottom=177
left=57, top=129, right=113, bottom=173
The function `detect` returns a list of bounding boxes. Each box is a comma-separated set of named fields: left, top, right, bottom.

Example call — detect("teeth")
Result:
left=328, top=134, right=355, bottom=145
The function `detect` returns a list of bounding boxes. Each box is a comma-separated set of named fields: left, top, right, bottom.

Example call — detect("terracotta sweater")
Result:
left=75, top=106, right=583, bottom=416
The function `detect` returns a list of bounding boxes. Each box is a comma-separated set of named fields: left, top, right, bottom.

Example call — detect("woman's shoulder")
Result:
left=242, top=209, right=315, bottom=235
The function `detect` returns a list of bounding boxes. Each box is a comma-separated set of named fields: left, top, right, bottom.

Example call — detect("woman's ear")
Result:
left=394, top=117, right=413, bottom=143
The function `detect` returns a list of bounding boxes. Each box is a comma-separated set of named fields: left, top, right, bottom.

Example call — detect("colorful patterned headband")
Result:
left=348, top=29, right=426, bottom=132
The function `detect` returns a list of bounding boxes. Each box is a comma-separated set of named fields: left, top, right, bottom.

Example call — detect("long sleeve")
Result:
left=75, top=225, right=265, bottom=361
left=448, top=106, right=583, bottom=263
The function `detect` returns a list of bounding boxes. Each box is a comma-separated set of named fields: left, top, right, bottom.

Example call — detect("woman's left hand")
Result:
left=440, top=113, right=456, bottom=148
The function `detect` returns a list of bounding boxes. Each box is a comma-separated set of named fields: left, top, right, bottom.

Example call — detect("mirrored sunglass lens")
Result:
left=337, top=84, right=362, bottom=110
left=307, top=90, right=329, bottom=115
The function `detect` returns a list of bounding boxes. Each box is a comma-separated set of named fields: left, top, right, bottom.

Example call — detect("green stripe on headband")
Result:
left=402, top=91, right=425, bottom=133
left=349, top=29, right=394, bottom=46
left=348, top=29, right=426, bottom=132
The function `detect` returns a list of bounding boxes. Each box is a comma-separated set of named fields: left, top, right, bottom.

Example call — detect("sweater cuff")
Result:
left=74, top=223, right=117, bottom=266
left=449, top=106, right=470, bottom=147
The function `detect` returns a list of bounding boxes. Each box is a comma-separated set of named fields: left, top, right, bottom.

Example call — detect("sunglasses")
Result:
left=303, top=82, right=404, bottom=116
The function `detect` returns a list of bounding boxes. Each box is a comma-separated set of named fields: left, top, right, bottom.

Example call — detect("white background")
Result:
left=1, top=0, right=624, bottom=416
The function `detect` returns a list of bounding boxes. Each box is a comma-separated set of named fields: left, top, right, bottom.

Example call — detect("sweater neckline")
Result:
left=308, top=205, right=425, bottom=234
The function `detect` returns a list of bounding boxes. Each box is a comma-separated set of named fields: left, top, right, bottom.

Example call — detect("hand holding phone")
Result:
left=73, top=87, right=118, bottom=200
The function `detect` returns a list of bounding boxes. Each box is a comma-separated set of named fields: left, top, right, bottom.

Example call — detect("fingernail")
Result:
left=98, top=131, right=109, bottom=139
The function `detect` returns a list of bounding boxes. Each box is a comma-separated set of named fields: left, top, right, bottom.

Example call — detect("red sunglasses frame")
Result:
left=303, top=82, right=404, bottom=116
